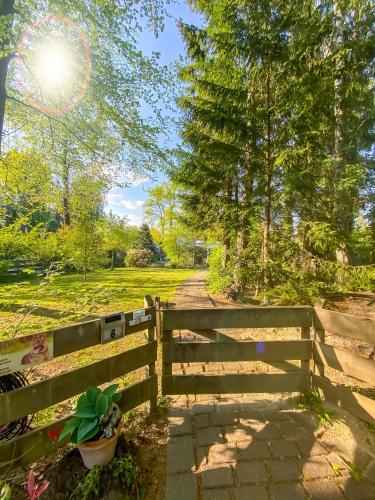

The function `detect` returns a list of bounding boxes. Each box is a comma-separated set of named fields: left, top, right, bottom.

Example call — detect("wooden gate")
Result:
left=161, top=306, right=313, bottom=396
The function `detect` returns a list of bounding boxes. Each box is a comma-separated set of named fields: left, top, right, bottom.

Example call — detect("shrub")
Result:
left=126, top=248, right=153, bottom=267
left=207, top=245, right=233, bottom=293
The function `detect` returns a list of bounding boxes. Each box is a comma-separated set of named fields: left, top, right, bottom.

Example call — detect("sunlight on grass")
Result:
left=0, top=267, right=195, bottom=339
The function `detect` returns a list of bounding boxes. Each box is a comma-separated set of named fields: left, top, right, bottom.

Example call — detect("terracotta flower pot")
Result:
left=77, top=425, right=121, bottom=469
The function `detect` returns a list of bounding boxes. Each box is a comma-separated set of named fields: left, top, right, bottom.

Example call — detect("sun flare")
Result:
left=33, top=40, right=73, bottom=94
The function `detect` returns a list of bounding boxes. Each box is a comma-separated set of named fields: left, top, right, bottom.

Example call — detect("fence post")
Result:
left=301, top=326, right=311, bottom=391
left=314, top=328, right=326, bottom=377
left=144, top=296, right=157, bottom=415
left=160, top=301, right=173, bottom=396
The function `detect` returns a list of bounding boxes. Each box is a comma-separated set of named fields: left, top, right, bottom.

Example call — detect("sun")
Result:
left=33, top=40, right=73, bottom=95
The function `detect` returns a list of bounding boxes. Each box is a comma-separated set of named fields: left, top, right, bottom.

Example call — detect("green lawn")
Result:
left=0, top=267, right=195, bottom=339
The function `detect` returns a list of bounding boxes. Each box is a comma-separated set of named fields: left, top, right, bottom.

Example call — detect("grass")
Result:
left=0, top=267, right=195, bottom=339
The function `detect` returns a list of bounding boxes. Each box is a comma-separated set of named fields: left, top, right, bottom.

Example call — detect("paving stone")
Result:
left=216, top=402, right=240, bottom=413
left=268, top=458, right=302, bottom=482
left=277, top=421, right=312, bottom=440
left=224, top=424, right=253, bottom=443
left=194, top=413, right=211, bottom=429
left=207, top=443, right=240, bottom=464
left=268, top=439, right=300, bottom=458
left=237, top=440, right=271, bottom=460
left=190, top=403, right=216, bottom=415
left=185, top=365, right=205, bottom=374
left=165, top=471, right=198, bottom=500
left=304, top=478, right=345, bottom=499
left=196, top=446, right=208, bottom=469
left=168, top=415, right=193, bottom=436
left=199, top=465, right=234, bottom=489
left=325, top=453, right=351, bottom=477
left=251, top=422, right=282, bottom=440
left=201, top=488, right=232, bottom=500
left=238, top=409, right=264, bottom=422
left=196, top=427, right=225, bottom=446
left=167, top=436, right=196, bottom=474
left=302, top=456, right=336, bottom=480
left=340, top=477, right=375, bottom=500
left=270, top=481, right=307, bottom=500
left=235, top=460, right=268, bottom=484
left=233, top=485, right=269, bottom=500
left=288, top=410, right=318, bottom=433
left=262, top=409, right=292, bottom=422
left=296, top=437, right=328, bottom=456
left=206, top=362, right=225, bottom=372
left=212, top=412, right=238, bottom=426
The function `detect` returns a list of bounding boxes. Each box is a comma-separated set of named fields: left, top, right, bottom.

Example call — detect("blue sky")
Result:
left=104, top=1, right=203, bottom=226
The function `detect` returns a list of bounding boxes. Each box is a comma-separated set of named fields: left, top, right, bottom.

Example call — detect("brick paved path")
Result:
left=164, top=273, right=375, bottom=500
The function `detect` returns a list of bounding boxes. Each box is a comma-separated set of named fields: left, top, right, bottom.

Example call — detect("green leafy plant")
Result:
left=59, top=385, right=122, bottom=444
left=71, top=453, right=139, bottom=500
left=0, top=481, right=12, bottom=500
left=331, top=463, right=341, bottom=477
left=71, top=465, right=102, bottom=500
left=343, top=459, right=362, bottom=483
left=291, top=388, right=334, bottom=425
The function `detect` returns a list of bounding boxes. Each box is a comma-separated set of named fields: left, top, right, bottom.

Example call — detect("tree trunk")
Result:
left=62, top=141, right=71, bottom=226
left=263, top=71, right=272, bottom=290
left=0, top=0, right=15, bottom=155
left=111, top=249, right=115, bottom=270
left=222, top=233, right=230, bottom=271
left=333, top=0, right=351, bottom=264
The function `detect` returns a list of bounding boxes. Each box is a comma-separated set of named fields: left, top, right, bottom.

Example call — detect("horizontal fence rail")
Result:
left=162, top=306, right=313, bottom=331
left=313, top=307, right=375, bottom=344
left=0, top=341, right=157, bottom=426
left=163, top=373, right=310, bottom=395
left=0, top=307, right=156, bottom=372
left=163, top=340, right=312, bottom=364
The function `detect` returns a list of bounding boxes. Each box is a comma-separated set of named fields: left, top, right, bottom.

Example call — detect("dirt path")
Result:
left=164, top=273, right=375, bottom=500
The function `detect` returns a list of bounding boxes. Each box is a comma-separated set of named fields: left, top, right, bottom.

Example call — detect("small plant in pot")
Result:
left=59, top=384, right=122, bottom=469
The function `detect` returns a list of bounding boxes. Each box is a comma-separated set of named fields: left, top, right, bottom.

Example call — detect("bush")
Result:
left=207, top=245, right=233, bottom=293
left=126, top=248, right=153, bottom=267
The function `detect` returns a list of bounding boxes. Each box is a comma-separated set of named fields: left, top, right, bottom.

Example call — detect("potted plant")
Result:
left=59, top=384, right=122, bottom=469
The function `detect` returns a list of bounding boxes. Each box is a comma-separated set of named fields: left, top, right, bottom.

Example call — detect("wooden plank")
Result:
left=314, top=308, right=375, bottom=344
left=313, top=342, right=375, bottom=385
left=144, top=297, right=157, bottom=414
left=162, top=373, right=310, bottom=395
left=163, top=340, right=312, bottom=363
left=162, top=307, right=313, bottom=330
left=312, top=374, right=375, bottom=426
left=0, top=375, right=157, bottom=472
left=0, top=341, right=157, bottom=425
left=0, top=307, right=156, bottom=368
left=314, top=328, right=326, bottom=376
left=301, top=327, right=311, bottom=381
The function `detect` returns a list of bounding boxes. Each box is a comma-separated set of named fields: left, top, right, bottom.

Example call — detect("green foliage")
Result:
left=59, top=385, right=122, bottom=444
left=71, top=465, right=102, bottom=500
left=0, top=481, right=12, bottom=500
left=291, top=388, right=334, bottom=425
left=71, top=453, right=139, bottom=500
left=342, top=459, right=362, bottom=483
left=126, top=248, right=153, bottom=267
left=206, top=246, right=232, bottom=293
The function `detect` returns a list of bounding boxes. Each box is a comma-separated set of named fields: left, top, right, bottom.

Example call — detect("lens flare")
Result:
left=16, top=14, right=92, bottom=116
left=256, top=342, right=266, bottom=354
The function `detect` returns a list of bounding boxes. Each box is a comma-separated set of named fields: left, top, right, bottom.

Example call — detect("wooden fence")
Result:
left=161, top=305, right=375, bottom=426
left=0, top=296, right=157, bottom=472
left=1, top=301, right=375, bottom=473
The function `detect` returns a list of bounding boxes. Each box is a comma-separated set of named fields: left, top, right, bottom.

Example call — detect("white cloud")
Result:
left=106, top=193, right=144, bottom=210
left=120, top=199, right=144, bottom=210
